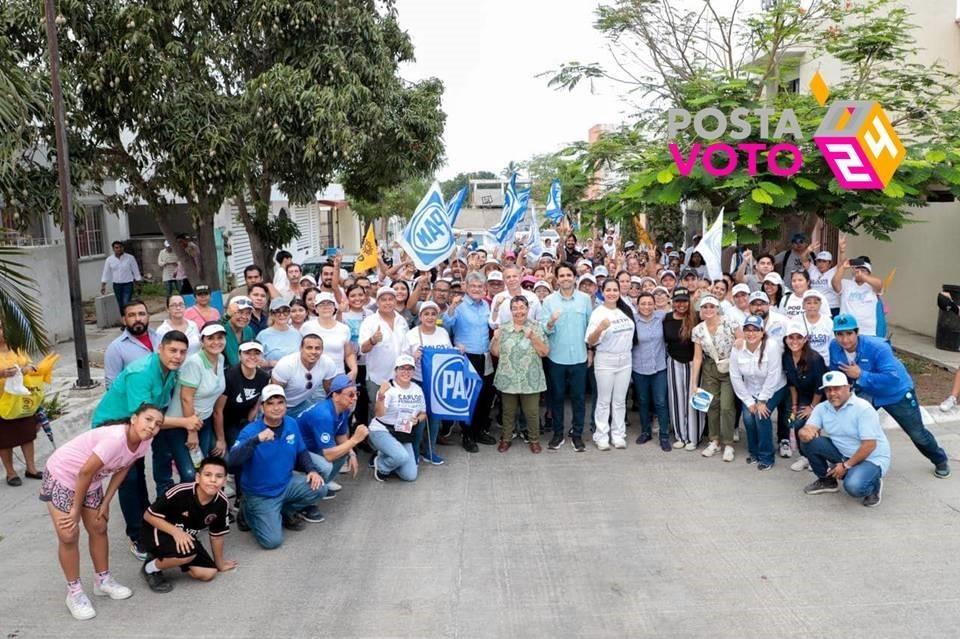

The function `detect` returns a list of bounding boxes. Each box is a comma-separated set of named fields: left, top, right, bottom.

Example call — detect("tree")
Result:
left=544, top=0, right=960, bottom=249
left=440, top=170, right=496, bottom=202
left=351, top=176, right=431, bottom=235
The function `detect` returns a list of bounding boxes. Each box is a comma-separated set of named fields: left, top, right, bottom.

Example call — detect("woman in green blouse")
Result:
left=491, top=296, right=550, bottom=453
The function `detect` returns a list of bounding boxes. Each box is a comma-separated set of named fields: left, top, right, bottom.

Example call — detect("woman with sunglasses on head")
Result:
left=689, top=295, right=739, bottom=461
left=257, top=299, right=302, bottom=370
left=301, top=292, right=356, bottom=381
left=781, top=320, right=827, bottom=472
left=157, top=294, right=201, bottom=356
left=663, top=288, right=704, bottom=450
left=729, top=315, right=787, bottom=471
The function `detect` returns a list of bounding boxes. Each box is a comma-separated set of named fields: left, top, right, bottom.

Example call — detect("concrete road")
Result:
left=2, top=421, right=959, bottom=638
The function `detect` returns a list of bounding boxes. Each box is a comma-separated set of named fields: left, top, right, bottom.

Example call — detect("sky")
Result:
left=394, top=0, right=630, bottom=180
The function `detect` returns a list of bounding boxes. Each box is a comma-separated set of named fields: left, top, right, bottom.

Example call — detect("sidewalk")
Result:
left=891, top=324, right=960, bottom=371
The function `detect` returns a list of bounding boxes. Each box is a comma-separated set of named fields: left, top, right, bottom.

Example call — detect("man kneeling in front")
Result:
left=797, top=372, right=890, bottom=507
left=226, top=385, right=327, bottom=548
left=140, top=456, right=237, bottom=593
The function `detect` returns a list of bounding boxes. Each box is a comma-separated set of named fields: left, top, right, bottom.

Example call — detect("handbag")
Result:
left=700, top=325, right=730, bottom=374
left=0, top=367, right=44, bottom=420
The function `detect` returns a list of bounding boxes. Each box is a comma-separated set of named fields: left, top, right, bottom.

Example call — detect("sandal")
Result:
left=6, top=476, right=22, bottom=487
left=24, top=470, right=43, bottom=480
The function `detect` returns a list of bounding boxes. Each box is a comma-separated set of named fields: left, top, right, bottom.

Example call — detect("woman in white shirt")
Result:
left=729, top=315, right=787, bottom=470
left=156, top=295, right=200, bottom=355
left=300, top=292, right=357, bottom=379
left=403, top=301, right=454, bottom=465
left=586, top=278, right=638, bottom=450
left=369, top=355, right=427, bottom=482
left=801, top=290, right=833, bottom=365
left=778, top=270, right=809, bottom=319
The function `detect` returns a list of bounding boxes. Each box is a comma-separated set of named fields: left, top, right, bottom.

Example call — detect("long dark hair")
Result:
left=783, top=335, right=819, bottom=375
left=601, top=278, right=638, bottom=346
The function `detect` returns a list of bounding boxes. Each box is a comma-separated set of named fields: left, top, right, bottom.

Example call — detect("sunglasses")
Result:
left=305, top=372, right=313, bottom=390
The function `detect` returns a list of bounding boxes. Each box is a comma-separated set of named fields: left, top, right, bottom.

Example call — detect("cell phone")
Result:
left=849, top=258, right=866, bottom=268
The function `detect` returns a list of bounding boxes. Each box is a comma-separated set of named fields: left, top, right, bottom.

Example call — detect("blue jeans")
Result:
left=309, top=451, right=348, bottom=483
left=586, top=363, right=598, bottom=432
left=152, top=418, right=215, bottom=494
left=286, top=400, right=314, bottom=419
left=164, top=280, right=181, bottom=296
left=112, top=282, right=134, bottom=314
left=117, top=457, right=149, bottom=541
left=880, top=391, right=948, bottom=465
left=804, top=436, right=882, bottom=497
left=369, top=430, right=418, bottom=481
left=740, top=386, right=787, bottom=466
left=546, top=360, right=587, bottom=437
left=412, top=380, right=442, bottom=458
left=631, top=369, right=670, bottom=440
left=243, top=476, right=327, bottom=549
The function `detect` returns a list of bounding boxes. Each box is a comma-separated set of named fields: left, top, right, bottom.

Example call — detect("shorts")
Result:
left=140, top=527, right=216, bottom=572
left=38, top=471, right=104, bottom=513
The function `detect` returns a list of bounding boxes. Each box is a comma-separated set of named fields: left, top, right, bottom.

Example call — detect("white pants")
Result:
left=593, top=351, right=632, bottom=444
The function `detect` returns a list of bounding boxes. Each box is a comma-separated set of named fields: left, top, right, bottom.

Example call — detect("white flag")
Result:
left=398, top=182, right=456, bottom=271
left=693, top=208, right=724, bottom=281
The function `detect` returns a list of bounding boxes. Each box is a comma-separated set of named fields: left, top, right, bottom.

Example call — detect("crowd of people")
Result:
left=28, top=220, right=956, bottom=621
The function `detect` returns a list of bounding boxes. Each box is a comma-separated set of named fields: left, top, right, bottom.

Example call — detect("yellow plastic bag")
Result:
left=0, top=386, right=44, bottom=420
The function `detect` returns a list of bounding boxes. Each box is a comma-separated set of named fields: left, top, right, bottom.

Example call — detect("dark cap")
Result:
left=194, top=284, right=210, bottom=294
left=672, top=287, right=690, bottom=301
left=790, top=232, right=808, bottom=243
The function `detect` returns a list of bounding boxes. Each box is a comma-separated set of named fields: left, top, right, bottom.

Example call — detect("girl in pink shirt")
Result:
left=40, top=404, right=162, bottom=621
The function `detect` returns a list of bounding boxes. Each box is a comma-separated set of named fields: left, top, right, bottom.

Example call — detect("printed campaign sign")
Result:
left=420, top=347, right=482, bottom=423
left=690, top=387, right=714, bottom=412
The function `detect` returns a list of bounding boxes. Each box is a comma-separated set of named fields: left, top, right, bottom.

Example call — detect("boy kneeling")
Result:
left=141, top=456, right=237, bottom=592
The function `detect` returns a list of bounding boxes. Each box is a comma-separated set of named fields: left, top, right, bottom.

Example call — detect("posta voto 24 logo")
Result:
left=665, top=71, right=906, bottom=190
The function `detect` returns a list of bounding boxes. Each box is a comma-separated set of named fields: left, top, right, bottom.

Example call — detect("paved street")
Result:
left=1, top=418, right=959, bottom=638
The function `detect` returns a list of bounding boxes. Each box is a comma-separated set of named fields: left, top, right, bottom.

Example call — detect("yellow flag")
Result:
left=632, top=216, right=654, bottom=248
left=354, top=224, right=379, bottom=274
left=882, top=267, right=896, bottom=293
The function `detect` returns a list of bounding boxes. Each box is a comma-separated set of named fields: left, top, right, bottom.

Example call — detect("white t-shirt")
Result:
left=271, top=352, right=337, bottom=407
left=300, top=320, right=352, bottom=375
left=803, top=313, right=834, bottom=365
left=370, top=381, right=426, bottom=433
left=156, top=319, right=201, bottom=356
left=778, top=291, right=805, bottom=319
left=358, top=312, right=410, bottom=385
left=764, top=310, right=788, bottom=340
left=807, top=264, right=840, bottom=309
left=489, top=289, right=542, bottom=326
left=586, top=305, right=635, bottom=354
left=402, top=326, right=452, bottom=382
left=722, top=301, right=748, bottom=327
left=840, top=279, right=879, bottom=337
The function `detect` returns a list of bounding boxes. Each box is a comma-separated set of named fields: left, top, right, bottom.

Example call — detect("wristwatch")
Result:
left=842, top=461, right=853, bottom=470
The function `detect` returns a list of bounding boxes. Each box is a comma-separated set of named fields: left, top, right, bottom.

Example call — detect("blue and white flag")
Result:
left=524, top=202, right=542, bottom=259
left=398, top=181, right=456, bottom=271
left=544, top=179, right=563, bottom=224
left=445, top=186, right=468, bottom=226
left=421, top=347, right=482, bottom=423
left=490, top=173, right=529, bottom=246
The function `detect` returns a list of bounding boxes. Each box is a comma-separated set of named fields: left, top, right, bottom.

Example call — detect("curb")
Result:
left=892, top=345, right=959, bottom=373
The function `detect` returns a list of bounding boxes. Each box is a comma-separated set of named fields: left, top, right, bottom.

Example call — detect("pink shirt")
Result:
left=46, top=424, right=152, bottom=491
left=184, top=306, right=220, bottom=327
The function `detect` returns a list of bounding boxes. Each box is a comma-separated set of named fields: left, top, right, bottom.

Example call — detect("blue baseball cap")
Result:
left=328, top=374, right=356, bottom=394
left=743, top=315, right=764, bottom=331
left=832, top=314, right=859, bottom=333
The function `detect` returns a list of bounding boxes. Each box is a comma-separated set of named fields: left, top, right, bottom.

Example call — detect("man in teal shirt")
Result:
left=91, top=331, right=199, bottom=551
left=541, top=263, right=593, bottom=452
left=220, top=296, right=256, bottom=367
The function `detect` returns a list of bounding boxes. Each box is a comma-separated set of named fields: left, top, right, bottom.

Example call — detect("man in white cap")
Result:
left=359, top=286, right=410, bottom=419
left=227, top=385, right=327, bottom=548
left=158, top=240, right=182, bottom=295
left=831, top=235, right=885, bottom=337
left=724, top=283, right=751, bottom=325
left=748, top=291, right=786, bottom=339
left=801, top=247, right=840, bottom=315
left=220, top=296, right=256, bottom=367
left=797, top=371, right=889, bottom=507
left=484, top=270, right=505, bottom=303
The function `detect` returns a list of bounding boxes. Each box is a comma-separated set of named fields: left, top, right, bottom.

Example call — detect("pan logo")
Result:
left=812, top=100, right=905, bottom=189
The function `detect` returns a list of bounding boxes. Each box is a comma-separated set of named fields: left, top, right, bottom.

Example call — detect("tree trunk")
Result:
left=193, top=198, right=221, bottom=290
left=154, top=204, right=201, bottom=284
left=235, top=196, right=273, bottom=281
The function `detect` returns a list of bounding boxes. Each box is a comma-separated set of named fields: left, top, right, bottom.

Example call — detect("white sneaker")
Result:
left=66, top=590, right=96, bottom=621
left=612, top=439, right=627, bottom=449
left=596, top=440, right=610, bottom=451
left=733, top=428, right=740, bottom=442
left=940, top=395, right=957, bottom=412
left=326, top=481, right=342, bottom=492
left=672, top=440, right=685, bottom=449
left=722, top=446, right=735, bottom=462
left=701, top=441, right=721, bottom=458
left=684, top=442, right=697, bottom=451
left=779, top=439, right=793, bottom=458
left=790, top=456, right=810, bottom=472
left=93, top=575, right=133, bottom=600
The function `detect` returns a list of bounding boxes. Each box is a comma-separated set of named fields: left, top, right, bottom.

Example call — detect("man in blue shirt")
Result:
left=829, top=314, right=950, bottom=478
left=227, top=385, right=327, bottom=549
left=298, top=375, right=369, bottom=494
left=541, top=263, right=592, bottom=452
left=103, top=300, right=160, bottom=387
left=443, top=272, right=496, bottom=453
left=798, top=372, right=890, bottom=507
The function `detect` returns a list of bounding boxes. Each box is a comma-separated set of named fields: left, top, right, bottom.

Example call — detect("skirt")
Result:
left=0, top=415, right=38, bottom=450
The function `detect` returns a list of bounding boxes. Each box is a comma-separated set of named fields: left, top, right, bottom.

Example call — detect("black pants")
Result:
left=466, top=353, right=495, bottom=439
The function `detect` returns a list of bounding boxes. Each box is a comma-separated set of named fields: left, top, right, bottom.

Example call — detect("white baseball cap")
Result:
left=762, top=272, right=784, bottom=286
left=594, top=266, right=609, bottom=277
left=802, top=289, right=827, bottom=304
left=785, top=320, right=808, bottom=337
left=699, top=295, right=720, bottom=307
left=815, top=251, right=833, bottom=262
left=418, top=301, right=440, bottom=314
left=732, top=283, right=751, bottom=296
left=820, top=371, right=850, bottom=389
left=534, top=280, right=552, bottom=291
left=394, top=354, right=416, bottom=369
left=231, top=295, right=254, bottom=310
left=376, top=286, right=397, bottom=300
left=261, top=384, right=286, bottom=402
left=748, top=291, right=770, bottom=304
left=630, top=276, right=644, bottom=285
left=239, top=341, right=263, bottom=353
left=316, top=292, right=338, bottom=308
left=486, top=271, right=504, bottom=282
left=578, top=274, right=597, bottom=286
left=300, top=274, right=317, bottom=287
left=200, top=323, right=227, bottom=338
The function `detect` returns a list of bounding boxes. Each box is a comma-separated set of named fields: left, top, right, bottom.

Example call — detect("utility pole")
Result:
left=43, top=1, right=96, bottom=389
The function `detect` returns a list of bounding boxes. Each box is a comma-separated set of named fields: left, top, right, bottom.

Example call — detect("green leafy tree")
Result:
left=440, top=170, right=496, bottom=202
left=352, top=176, right=431, bottom=225
left=544, top=0, right=960, bottom=249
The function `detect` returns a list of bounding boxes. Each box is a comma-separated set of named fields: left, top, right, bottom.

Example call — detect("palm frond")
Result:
left=0, top=246, right=50, bottom=353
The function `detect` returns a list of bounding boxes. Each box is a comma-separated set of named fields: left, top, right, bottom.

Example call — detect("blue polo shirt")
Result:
left=298, top=399, right=351, bottom=453
left=808, top=394, right=891, bottom=475
left=442, top=297, right=490, bottom=355
left=541, top=290, right=592, bottom=365
left=232, top=416, right=306, bottom=498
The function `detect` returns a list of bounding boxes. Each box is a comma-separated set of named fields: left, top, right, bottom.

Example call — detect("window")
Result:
left=784, top=78, right=800, bottom=94
left=76, top=205, right=104, bottom=257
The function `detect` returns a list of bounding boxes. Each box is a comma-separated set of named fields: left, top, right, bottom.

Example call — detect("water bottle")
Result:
left=189, top=446, right=203, bottom=469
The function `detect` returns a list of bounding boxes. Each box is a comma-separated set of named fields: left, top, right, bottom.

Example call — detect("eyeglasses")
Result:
left=342, top=391, right=357, bottom=398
